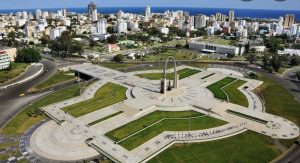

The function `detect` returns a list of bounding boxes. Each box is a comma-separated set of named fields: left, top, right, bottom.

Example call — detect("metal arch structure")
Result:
left=161, top=56, right=178, bottom=94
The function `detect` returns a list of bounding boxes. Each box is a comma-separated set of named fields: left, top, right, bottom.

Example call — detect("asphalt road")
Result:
left=0, top=59, right=57, bottom=129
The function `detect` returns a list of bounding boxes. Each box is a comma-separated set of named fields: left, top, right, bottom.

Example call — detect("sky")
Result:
left=1, top=0, right=300, bottom=10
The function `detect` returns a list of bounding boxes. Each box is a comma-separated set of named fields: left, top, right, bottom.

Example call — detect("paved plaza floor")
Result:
left=23, top=64, right=299, bottom=163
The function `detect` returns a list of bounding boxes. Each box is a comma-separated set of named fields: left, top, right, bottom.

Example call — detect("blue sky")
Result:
left=1, top=0, right=300, bottom=10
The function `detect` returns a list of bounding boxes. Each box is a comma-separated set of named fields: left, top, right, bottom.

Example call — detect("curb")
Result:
left=0, top=63, right=44, bottom=90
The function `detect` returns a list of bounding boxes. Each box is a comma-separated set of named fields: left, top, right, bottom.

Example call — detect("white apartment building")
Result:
left=195, top=15, right=206, bottom=28
left=189, top=39, right=244, bottom=55
left=97, top=18, right=107, bottom=34
left=145, top=6, right=151, bottom=18
left=116, top=19, right=127, bottom=33
left=92, top=9, right=98, bottom=22
left=158, top=27, right=169, bottom=35
left=278, top=49, right=300, bottom=56
left=35, top=9, right=42, bottom=20
left=0, top=51, right=10, bottom=70
left=49, top=28, right=60, bottom=40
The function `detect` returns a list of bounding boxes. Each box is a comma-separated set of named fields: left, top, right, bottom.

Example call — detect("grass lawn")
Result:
left=136, top=68, right=200, bottom=80
left=196, top=36, right=232, bottom=46
left=1, top=84, right=81, bottom=134
left=88, top=111, right=123, bottom=126
left=105, top=111, right=226, bottom=150
left=207, top=77, right=236, bottom=101
left=142, top=49, right=198, bottom=61
left=33, top=71, right=75, bottom=90
left=0, top=63, right=29, bottom=84
left=149, top=131, right=281, bottom=163
left=256, top=74, right=300, bottom=147
left=223, top=80, right=249, bottom=107
left=62, top=82, right=127, bottom=117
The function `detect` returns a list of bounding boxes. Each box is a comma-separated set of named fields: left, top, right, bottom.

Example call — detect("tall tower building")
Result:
left=278, top=16, right=284, bottom=27
left=97, top=18, right=107, bottom=34
left=284, top=14, right=295, bottom=28
left=229, top=10, right=235, bottom=22
left=195, top=15, right=206, bottom=28
left=62, top=9, right=67, bottom=18
left=215, top=12, right=222, bottom=21
left=88, top=2, right=97, bottom=17
left=92, top=9, right=98, bottom=22
left=117, top=19, right=127, bottom=33
left=35, top=9, right=42, bottom=20
left=145, top=5, right=151, bottom=18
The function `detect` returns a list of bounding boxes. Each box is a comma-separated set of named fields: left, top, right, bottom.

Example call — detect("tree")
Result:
left=15, top=48, right=41, bottom=63
left=270, top=54, right=282, bottom=72
left=246, top=52, right=257, bottom=64
left=175, top=44, right=183, bottom=48
left=245, top=42, right=250, bottom=54
left=107, top=35, right=118, bottom=44
left=40, top=35, right=50, bottom=46
left=112, top=54, right=124, bottom=63
left=107, top=26, right=115, bottom=34
left=290, top=55, right=300, bottom=66
left=262, top=53, right=271, bottom=69
left=49, top=31, right=83, bottom=58
left=89, top=40, right=97, bottom=48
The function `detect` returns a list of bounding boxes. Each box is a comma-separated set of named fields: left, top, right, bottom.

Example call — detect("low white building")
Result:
left=158, top=27, right=169, bottom=35
left=278, top=49, right=300, bottom=56
left=0, top=51, right=10, bottom=70
left=189, top=39, right=244, bottom=55
left=251, top=46, right=266, bottom=53
left=89, top=33, right=111, bottom=41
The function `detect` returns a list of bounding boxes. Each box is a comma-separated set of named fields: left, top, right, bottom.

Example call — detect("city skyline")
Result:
left=1, top=0, right=300, bottom=10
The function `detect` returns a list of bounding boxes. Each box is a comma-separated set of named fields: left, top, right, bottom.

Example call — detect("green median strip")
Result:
left=227, top=110, right=268, bottom=124
left=88, top=111, right=123, bottom=126
left=201, top=73, right=215, bottom=79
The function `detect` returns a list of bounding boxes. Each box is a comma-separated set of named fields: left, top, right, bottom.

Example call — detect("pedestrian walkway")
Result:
left=25, top=64, right=299, bottom=163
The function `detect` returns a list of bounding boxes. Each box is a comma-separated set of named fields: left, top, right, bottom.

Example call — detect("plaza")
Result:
left=26, top=61, right=299, bottom=162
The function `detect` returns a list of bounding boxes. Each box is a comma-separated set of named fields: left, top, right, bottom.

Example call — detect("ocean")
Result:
left=0, top=7, right=300, bottom=20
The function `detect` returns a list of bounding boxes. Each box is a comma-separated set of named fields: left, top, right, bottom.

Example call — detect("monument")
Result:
left=160, top=56, right=179, bottom=94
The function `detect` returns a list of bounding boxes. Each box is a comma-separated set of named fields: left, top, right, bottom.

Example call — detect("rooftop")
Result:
left=197, top=37, right=233, bottom=46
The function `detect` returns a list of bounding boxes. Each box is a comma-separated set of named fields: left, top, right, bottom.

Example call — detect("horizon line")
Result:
left=0, top=6, right=300, bottom=12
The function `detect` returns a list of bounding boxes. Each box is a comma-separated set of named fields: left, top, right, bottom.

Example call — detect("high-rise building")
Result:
left=22, top=11, right=28, bottom=19
left=92, top=9, right=98, bottom=22
left=97, top=18, right=107, bottom=34
left=278, top=16, right=284, bottom=27
left=229, top=10, right=235, bottom=22
left=88, top=2, right=97, bottom=17
left=284, top=14, right=295, bottom=28
left=62, top=9, right=67, bottom=18
left=215, top=12, right=222, bottom=21
left=195, top=15, right=206, bottom=28
left=25, top=22, right=33, bottom=38
left=42, top=11, right=49, bottom=19
left=35, top=9, right=42, bottom=20
left=116, top=19, right=127, bottom=33
left=145, top=5, right=151, bottom=18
